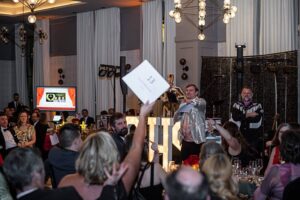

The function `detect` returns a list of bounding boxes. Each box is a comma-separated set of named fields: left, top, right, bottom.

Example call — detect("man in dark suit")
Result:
left=109, top=112, right=128, bottom=161
left=79, top=109, right=95, bottom=128
left=3, top=148, right=82, bottom=200
left=47, top=124, right=82, bottom=187
left=8, top=93, right=22, bottom=114
left=0, top=112, right=18, bottom=158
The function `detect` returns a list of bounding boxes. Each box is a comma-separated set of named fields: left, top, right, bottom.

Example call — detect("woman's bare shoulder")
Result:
left=58, top=173, right=82, bottom=187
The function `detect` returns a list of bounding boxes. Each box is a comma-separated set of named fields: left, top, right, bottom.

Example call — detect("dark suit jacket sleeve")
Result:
left=87, top=117, right=95, bottom=125
left=0, top=130, right=6, bottom=157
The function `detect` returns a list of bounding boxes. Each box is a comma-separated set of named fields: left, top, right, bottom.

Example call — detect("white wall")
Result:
left=49, top=55, right=77, bottom=86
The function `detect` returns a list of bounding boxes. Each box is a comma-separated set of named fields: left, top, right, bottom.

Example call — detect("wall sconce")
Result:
left=0, top=26, right=9, bottom=44
left=179, top=58, right=189, bottom=80
left=58, top=68, right=65, bottom=85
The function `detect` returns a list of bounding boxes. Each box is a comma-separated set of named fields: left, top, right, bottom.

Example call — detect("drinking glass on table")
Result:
left=256, top=159, right=263, bottom=175
left=232, top=159, right=241, bottom=176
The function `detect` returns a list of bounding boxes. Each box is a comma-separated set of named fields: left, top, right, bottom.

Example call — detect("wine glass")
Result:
left=256, top=159, right=263, bottom=176
left=232, top=159, right=241, bottom=177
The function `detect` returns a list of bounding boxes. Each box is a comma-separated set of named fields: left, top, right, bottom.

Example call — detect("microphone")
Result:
left=213, top=74, right=226, bottom=78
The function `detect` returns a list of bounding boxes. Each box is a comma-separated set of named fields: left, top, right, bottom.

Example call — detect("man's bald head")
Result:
left=165, top=166, right=209, bottom=200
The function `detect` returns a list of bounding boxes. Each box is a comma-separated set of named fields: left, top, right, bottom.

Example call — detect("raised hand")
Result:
left=103, top=163, right=128, bottom=186
left=150, top=141, right=159, bottom=153
left=140, top=101, right=155, bottom=117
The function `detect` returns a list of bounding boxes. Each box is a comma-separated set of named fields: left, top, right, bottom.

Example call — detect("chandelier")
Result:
left=169, top=0, right=237, bottom=40
left=12, top=0, right=56, bottom=23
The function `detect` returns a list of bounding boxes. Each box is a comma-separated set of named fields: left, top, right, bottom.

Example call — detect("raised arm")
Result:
left=264, top=147, right=276, bottom=176
left=122, top=101, right=155, bottom=193
left=208, top=119, right=241, bottom=152
left=150, top=141, right=160, bottom=163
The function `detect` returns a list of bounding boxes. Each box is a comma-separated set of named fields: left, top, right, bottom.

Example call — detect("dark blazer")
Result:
left=79, top=116, right=95, bottom=127
left=34, top=121, right=49, bottom=153
left=8, top=101, right=22, bottom=112
left=18, top=187, right=82, bottom=200
left=0, top=127, right=19, bottom=158
left=283, top=177, right=300, bottom=200
left=111, top=133, right=127, bottom=161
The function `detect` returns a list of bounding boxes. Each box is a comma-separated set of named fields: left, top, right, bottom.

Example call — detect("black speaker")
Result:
left=237, top=47, right=243, bottom=62
left=120, top=56, right=127, bottom=95
left=236, top=45, right=246, bottom=63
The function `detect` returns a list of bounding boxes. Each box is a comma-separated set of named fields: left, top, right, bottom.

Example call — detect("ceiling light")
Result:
left=169, top=0, right=237, bottom=41
left=28, top=15, right=36, bottom=23
left=12, top=0, right=58, bottom=23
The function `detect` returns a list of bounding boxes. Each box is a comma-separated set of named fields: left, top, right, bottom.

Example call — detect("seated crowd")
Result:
left=0, top=96, right=300, bottom=200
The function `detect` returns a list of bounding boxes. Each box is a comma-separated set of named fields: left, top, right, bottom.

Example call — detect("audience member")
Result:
left=254, top=129, right=300, bottom=200
left=0, top=112, right=18, bottom=158
left=199, top=141, right=225, bottom=168
left=108, top=108, right=115, bottom=115
left=30, top=112, right=40, bottom=126
left=125, top=133, right=166, bottom=200
left=79, top=109, right=95, bottom=128
left=0, top=171, right=13, bottom=200
left=7, top=93, right=22, bottom=114
left=58, top=102, right=154, bottom=200
left=3, top=107, right=16, bottom=127
left=14, top=111, right=36, bottom=148
left=59, top=111, right=69, bottom=123
left=110, top=112, right=129, bottom=161
left=202, top=154, right=239, bottom=200
left=282, top=176, right=300, bottom=200
left=265, top=123, right=300, bottom=175
left=164, top=166, right=209, bottom=200
left=3, top=148, right=82, bottom=200
left=208, top=119, right=258, bottom=167
left=32, top=108, right=40, bottom=114
left=47, top=124, right=82, bottom=187
left=34, top=113, right=50, bottom=160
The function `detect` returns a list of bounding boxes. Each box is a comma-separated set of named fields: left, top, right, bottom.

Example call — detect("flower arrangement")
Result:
left=183, top=154, right=200, bottom=171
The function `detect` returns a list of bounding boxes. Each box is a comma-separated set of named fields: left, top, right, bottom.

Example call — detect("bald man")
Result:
left=164, top=166, right=209, bottom=200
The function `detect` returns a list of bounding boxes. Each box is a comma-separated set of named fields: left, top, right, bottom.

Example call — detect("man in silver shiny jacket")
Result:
left=174, top=84, right=206, bottom=161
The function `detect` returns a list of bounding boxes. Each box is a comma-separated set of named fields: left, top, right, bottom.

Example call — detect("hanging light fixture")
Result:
left=0, top=27, right=9, bottom=44
left=0, top=24, right=48, bottom=56
left=12, top=0, right=56, bottom=23
left=169, top=0, right=237, bottom=41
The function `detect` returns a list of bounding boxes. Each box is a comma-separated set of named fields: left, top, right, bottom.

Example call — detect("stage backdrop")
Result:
left=201, top=50, right=297, bottom=136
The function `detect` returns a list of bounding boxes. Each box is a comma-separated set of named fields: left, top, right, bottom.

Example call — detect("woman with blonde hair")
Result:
left=14, top=111, right=36, bottom=148
left=199, top=141, right=225, bottom=168
left=202, top=154, right=239, bottom=200
left=59, top=102, right=155, bottom=200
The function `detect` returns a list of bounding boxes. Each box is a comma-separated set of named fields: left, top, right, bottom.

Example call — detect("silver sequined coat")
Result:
left=173, top=97, right=206, bottom=144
